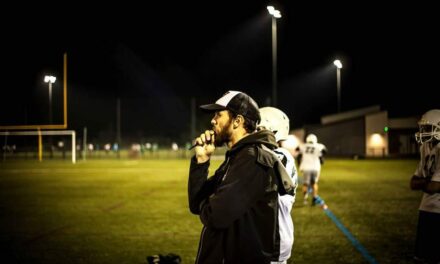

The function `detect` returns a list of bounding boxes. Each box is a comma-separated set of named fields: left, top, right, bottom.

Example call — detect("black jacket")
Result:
left=188, top=130, right=292, bottom=264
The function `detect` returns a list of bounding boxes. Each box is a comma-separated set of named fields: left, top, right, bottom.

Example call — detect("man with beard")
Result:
left=188, top=91, right=295, bottom=264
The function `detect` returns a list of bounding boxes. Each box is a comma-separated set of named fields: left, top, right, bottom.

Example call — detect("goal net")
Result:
left=0, top=130, right=76, bottom=164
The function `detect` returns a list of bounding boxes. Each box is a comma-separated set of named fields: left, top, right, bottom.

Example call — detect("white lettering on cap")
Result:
left=215, top=91, right=241, bottom=107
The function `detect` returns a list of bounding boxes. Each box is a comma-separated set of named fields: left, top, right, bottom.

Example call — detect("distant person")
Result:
left=187, top=91, right=295, bottom=264
left=410, top=109, right=440, bottom=264
left=297, top=134, right=327, bottom=206
left=258, top=106, right=298, bottom=264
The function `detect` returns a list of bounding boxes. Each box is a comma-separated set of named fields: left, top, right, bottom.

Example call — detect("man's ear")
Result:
left=233, top=115, right=245, bottom=129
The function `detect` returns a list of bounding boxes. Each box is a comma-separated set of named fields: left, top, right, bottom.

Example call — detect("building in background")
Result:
left=294, top=105, right=418, bottom=158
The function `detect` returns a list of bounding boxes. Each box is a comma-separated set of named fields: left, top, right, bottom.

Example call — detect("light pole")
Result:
left=267, top=6, right=281, bottom=107
left=333, top=60, right=342, bottom=112
left=44, top=75, right=56, bottom=124
left=44, top=75, right=56, bottom=158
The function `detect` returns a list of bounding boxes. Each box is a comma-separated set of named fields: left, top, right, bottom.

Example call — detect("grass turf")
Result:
left=0, top=158, right=420, bottom=263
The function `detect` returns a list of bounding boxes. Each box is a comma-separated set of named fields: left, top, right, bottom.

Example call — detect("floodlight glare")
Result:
left=333, top=60, right=343, bottom=69
left=44, top=75, right=56, bottom=83
left=267, top=6, right=275, bottom=14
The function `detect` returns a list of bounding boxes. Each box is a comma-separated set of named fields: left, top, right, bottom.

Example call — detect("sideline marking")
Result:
left=319, top=200, right=379, bottom=264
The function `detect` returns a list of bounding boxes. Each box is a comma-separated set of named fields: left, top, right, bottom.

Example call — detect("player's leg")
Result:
left=311, top=171, right=324, bottom=206
left=302, top=184, right=309, bottom=204
left=302, top=171, right=311, bottom=204
left=312, top=171, right=320, bottom=197
left=312, top=183, right=318, bottom=198
left=414, top=210, right=440, bottom=263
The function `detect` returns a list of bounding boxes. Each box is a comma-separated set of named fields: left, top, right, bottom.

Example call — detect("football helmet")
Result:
left=415, top=109, right=440, bottom=144
left=306, top=134, right=318, bottom=144
left=258, top=107, right=290, bottom=142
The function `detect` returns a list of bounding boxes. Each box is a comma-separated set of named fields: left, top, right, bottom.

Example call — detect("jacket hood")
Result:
left=230, top=130, right=278, bottom=153
left=227, top=129, right=296, bottom=196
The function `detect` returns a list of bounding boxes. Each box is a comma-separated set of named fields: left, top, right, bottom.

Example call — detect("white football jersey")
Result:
left=299, top=142, right=326, bottom=172
left=273, top=147, right=298, bottom=262
left=414, top=142, right=440, bottom=214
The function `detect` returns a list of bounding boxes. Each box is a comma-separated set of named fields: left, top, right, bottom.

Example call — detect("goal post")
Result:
left=0, top=130, right=76, bottom=164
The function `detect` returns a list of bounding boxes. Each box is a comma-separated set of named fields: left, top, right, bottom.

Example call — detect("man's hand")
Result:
left=194, top=130, right=215, bottom=163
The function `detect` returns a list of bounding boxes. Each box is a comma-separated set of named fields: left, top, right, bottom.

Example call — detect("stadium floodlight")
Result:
left=267, top=6, right=281, bottom=107
left=44, top=75, right=57, bottom=124
left=0, top=53, right=68, bottom=130
left=333, top=59, right=343, bottom=112
left=44, top=75, right=56, bottom=83
left=267, top=6, right=282, bottom=18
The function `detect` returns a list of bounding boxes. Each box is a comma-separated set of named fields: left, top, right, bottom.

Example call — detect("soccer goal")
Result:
left=0, top=130, right=76, bottom=164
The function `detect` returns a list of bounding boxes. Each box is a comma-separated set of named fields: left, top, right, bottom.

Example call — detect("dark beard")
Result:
left=214, top=118, right=232, bottom=147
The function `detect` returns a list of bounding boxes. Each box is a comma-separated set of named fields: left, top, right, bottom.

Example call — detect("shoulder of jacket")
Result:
left=255, top=144, right=278, bottom=167
left=232, top=144, right=257, bottom=159
left=233, top=144, right=278, bottom=168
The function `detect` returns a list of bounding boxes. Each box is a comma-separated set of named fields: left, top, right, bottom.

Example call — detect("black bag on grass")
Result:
left=146, top=253, right=181, bottom=264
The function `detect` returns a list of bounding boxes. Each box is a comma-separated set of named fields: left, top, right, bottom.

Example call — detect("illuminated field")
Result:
left=0, top=159, right=420, bottom=263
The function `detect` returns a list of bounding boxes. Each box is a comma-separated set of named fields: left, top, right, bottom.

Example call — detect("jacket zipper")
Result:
left=221, top=157, right=231, bottom=181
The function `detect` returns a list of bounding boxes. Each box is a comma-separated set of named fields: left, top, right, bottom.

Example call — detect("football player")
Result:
left=410, top=109, right=440, bottom=264
left=258, top=107, right=298, bottom=264
left=297, top=134, right=327, bottom=205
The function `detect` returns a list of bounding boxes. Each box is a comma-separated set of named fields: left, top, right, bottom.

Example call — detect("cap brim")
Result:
left=199, top=104, right=226, bottom=112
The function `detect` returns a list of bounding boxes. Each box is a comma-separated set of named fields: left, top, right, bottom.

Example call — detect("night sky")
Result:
left=1, top=2, right=438, bottom=143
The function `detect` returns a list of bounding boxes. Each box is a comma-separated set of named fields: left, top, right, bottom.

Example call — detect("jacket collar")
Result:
left=227, top=130, right=278, bottom=156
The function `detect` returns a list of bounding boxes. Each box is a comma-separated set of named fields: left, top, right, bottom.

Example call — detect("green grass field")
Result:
left=0, top=158, right=420, bottom=264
